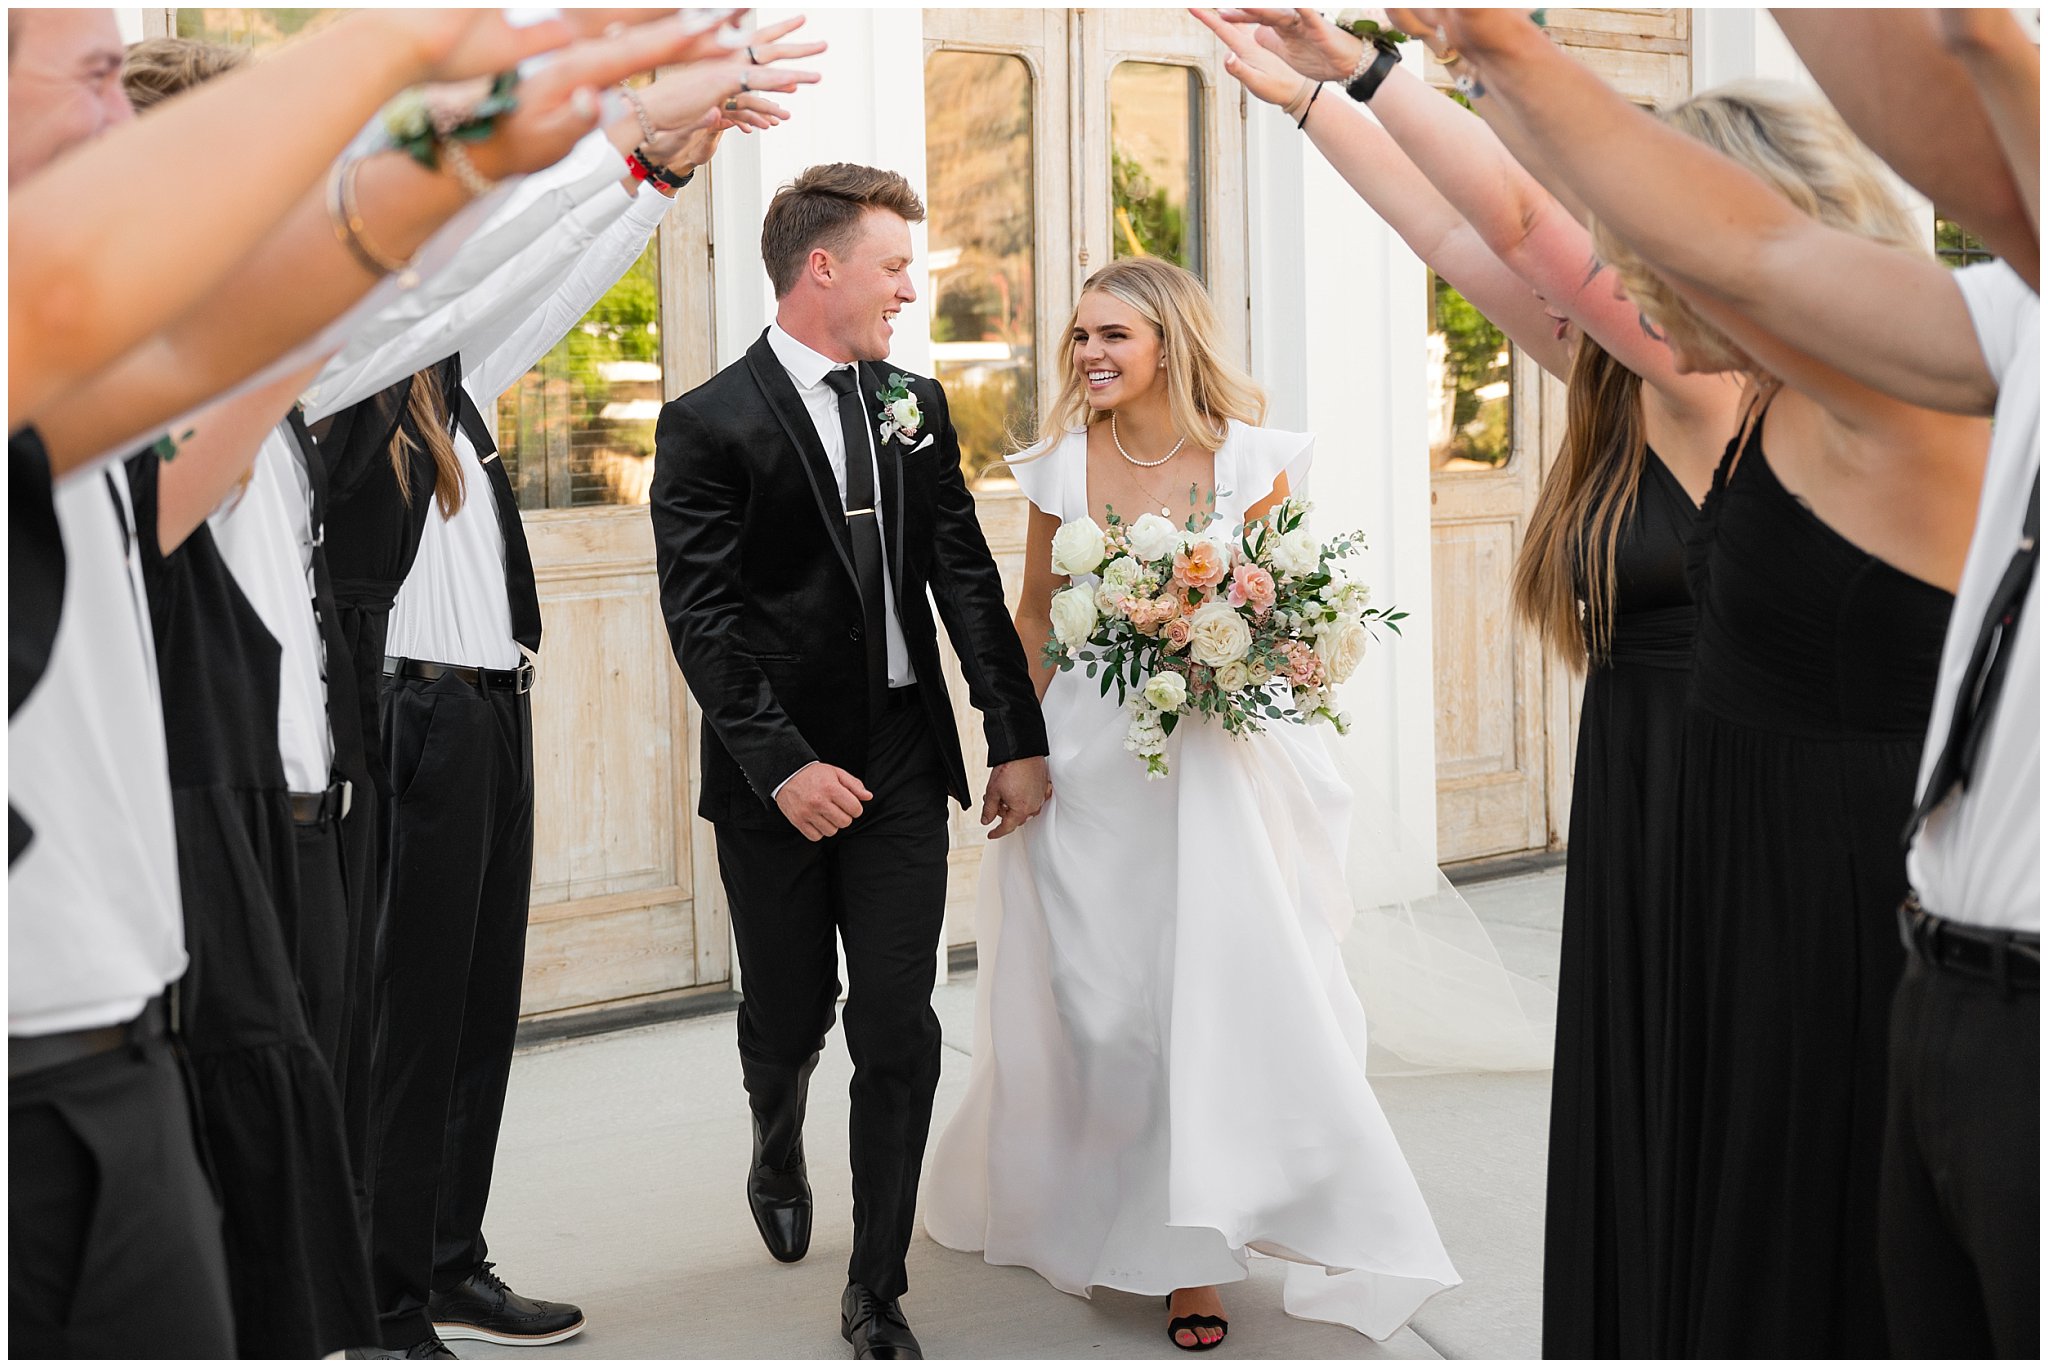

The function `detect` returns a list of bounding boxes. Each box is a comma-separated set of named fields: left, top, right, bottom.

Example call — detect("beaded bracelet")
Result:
left=625, top=147, right=694, bottom=192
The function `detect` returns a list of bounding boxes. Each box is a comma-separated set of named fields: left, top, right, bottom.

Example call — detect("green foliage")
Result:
left=1430, top=272, right=1512, bottom=466
left=1111, top=148, right=1188, bottom=267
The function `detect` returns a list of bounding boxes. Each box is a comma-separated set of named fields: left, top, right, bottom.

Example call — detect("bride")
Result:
left=925, top=257, right=1524, bottom=1350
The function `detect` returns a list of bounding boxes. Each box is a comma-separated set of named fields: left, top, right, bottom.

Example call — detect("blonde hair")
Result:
left=1513, top=338, right=1646, bottom=671
left=392, top=371, right=466, bottom=519
left=1589, top=81, right=1927, bottom=375
left=1012, top=257, right=1264, bottom=465
left=121, top=36, right=247, bottom=111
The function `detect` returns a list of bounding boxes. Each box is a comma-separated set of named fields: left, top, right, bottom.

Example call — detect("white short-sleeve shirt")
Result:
left=1906, top=262, right=2040, bottom=932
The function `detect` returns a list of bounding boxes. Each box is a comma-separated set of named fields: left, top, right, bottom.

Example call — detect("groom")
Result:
left=650, top=163, right=1049, bottom=1359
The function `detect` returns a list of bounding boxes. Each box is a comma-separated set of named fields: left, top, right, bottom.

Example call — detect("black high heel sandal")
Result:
left=1164, top=1294, right=1229, bottom=1352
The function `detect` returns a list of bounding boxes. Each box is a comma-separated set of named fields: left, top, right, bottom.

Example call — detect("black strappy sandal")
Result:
left=1164, top=1295, right=1229, bottom=1352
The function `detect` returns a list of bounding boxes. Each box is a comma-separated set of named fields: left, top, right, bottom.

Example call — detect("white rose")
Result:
left=888, top=395, right=921, bottom=433
left=1184, top=601, right=1253, bottom=668
left=1268, top=527, right=1320, bottom=578
left=1320, top=618, right=1372, bottom=684
left=1049, top=585, right=1099, bottom=652
left=1216, top=660, right=1252, bottom=692
left=1050, top=518, right=1108, bottom=577
left=1126, top=513, right=1179, bottom=563
left=1143, top=671, right=1188, bottom=712
left=1100, top=555, right=1143, bottom=594
left=1094, top=583, right=1123, bottom=615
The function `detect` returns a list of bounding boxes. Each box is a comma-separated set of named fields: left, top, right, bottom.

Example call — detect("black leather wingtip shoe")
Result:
left=747, top=1161, right=814, bottom=1263
left=428, top=1263, right=585, bottom=1347
left=841, top=1282, right=923, bottom=1360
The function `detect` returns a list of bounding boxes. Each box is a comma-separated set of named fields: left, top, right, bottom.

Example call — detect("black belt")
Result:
left=289, top=778, right=351, bottom=826
left=384, top=654, right=535, bottom=695
left=882, top=683, right=920, bottom=712
left=10, top=996, right=170, bottom=1079
left=1898, top=895, right=2039, bottom=992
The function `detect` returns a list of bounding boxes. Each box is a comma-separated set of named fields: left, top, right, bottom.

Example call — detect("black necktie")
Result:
left=822, top=366, right=888, bottom=710
left=1904, top=472, right=2039, bottom=845
left=452, top=384, right=543, bottom=654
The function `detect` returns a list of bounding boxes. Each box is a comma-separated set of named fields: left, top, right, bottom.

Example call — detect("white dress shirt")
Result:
left=10, top=465, right=187, bottom=1035
left=1906, top=262, right=2040, bottom=933
left=766, top=322, right=915, bottom=690
left=301, top=133, right=639, bottom=424
left=386, top=182, right=676, bottom=670
left=209, top=428, right=333, bottom=792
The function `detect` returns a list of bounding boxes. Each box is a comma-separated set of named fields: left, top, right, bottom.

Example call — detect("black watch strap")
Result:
left=1345, top=40, right=1402, bottom=104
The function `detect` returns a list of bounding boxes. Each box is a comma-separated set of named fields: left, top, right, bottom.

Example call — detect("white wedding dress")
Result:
left=925, top=422, right=1544, bottom=1340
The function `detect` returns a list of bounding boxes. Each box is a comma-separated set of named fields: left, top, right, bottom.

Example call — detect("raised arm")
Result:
left=1415, top=9, right=1998, bottom=422
left=1770, top=8, right=2036, bottom=290
left=1194, top=9, right=1566, bottom=376
left=8, top=9, right=582, bottom=428
left=1936, top=9, right=2039, bottom=264
left=43, top=19, right=817, bottom=479
left=1212, top=7, right=1724, bottom=417
left=144, top=359, right=328, bottom=554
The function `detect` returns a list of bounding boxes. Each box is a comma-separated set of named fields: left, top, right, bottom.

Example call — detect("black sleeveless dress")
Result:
left=125, top=451, right=377, bottom=1357
left=1656, top=413, right=1951, bottom=1357
left=1541, top=449, right=1698, bottom=1358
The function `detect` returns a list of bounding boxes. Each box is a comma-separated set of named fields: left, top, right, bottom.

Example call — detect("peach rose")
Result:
left=1164, top=617, right=1194, bottom=650
left=1227, top=563, right=1277, bottom=614
left=1173, top=542, right=1229, bottom=591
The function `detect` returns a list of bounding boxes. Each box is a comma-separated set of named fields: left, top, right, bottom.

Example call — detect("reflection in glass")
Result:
left=924, top=51, right=1037, bottom=487
left=1427, top=272, right=1512, bottom=470
left=1109, top=62, right=1204, bottom=280
left=496, top=238, right=663, bottom=509
left=176, top=8, right=341, bottom=46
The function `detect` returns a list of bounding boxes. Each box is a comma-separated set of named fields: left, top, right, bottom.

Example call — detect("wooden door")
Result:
left=501, top=177, right=727, bottom=1021
left=1425, top=11, right=1692, bottom=863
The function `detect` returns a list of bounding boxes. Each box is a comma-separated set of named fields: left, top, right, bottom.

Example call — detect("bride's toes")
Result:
left=1173, top=1326, right=1201, bottom=1349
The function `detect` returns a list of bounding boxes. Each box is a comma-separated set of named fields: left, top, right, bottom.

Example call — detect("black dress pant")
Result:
left=1879, top=951, right=2039, bottom=1358
left=290, top=811, right=352, bottom=1068
left=371, top=671, right=534, bottom=1348
left=9, top=1030, right=237, bottom=1358
left=714, top=696, right=952, bottom=1303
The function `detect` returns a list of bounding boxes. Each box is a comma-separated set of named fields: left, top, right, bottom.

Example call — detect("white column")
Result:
left=712, top=8, right=932, bottom=376
left=1246, top=70, right=1443, bottom=897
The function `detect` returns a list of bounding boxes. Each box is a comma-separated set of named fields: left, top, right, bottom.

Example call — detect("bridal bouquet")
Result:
left=1041, top=499, right=1405, bottom=778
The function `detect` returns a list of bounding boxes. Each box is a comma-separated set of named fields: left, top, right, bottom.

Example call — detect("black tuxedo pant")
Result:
left=370, top=671, right=534, bottom=1348
left=715, top=696, right=952, bottom=1303
left=1878, top=952, right=2038, bottom=1357
left=9, top=1030, right=237, bottom=1357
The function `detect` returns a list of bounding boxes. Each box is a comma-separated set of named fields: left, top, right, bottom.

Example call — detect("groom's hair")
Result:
left=762, top=163, right=925, bottom=298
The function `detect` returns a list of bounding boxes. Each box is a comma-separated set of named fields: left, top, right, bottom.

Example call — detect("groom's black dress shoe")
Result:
left=428, top=1263, right=585, bottom=1346
left=841, top=1282, right=923, bottom=1360
left=746, top=1052, right=818, bottom=1262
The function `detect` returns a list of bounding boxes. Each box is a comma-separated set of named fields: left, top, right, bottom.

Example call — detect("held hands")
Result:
left=1211, top=8, right=1366, bottom=83
left=777, top=762, right=874, bottom=842
left=981, top=757, right=1052, bottom=840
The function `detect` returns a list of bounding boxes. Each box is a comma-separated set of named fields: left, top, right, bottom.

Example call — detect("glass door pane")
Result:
left=924, top=50, right=1038, bottom=487
left=1108, top=62, right=1205, bottom=281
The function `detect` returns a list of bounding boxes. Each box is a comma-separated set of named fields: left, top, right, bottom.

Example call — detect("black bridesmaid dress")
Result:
left=1657, top=405, right=1951, bottom=1357
left=125, top=450, right=377, bottom=1357
left=1541, top=450, right=1698, bottom=1358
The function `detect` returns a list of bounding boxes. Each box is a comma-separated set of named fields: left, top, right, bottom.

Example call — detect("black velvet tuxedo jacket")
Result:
left=651, top=330, right=1047, bottom=825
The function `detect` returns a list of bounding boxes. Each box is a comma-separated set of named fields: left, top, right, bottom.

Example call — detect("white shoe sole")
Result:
left=432, top=1318, right=587, bottom=1348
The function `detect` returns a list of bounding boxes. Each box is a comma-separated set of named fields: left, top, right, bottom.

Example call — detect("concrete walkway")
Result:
left=461, top=867, right=1564, bottom=1361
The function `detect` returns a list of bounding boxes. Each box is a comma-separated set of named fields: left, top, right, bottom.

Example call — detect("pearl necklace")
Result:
left=1111, top=412, right=1188, bottom=468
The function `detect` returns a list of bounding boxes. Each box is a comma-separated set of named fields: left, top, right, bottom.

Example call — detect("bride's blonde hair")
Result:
left=1008, top=257, right=1265, bottom=464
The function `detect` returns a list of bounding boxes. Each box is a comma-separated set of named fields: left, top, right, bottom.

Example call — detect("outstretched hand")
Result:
left=1190, top=10, right=1317, bottom=110
left=1213, top=8, right=1365, bottom=83
left=982, top=757, right=1052, bottom=839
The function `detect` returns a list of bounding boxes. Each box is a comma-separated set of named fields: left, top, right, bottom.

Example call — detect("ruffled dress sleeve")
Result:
left=1226, top=421, right=1316, bottom=519
left=998, top=432, right=1075, bottom=522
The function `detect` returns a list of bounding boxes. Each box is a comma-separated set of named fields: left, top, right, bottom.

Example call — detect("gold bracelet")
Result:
left=329, top=158, right=419, bottom=287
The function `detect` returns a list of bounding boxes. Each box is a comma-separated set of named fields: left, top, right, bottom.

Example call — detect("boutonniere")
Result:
left=875, top=373, right=923, bottom=447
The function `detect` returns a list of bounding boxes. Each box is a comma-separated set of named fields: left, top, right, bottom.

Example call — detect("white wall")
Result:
left=711, top=8, right=931, bottom=375
left=1247, top=48, right=1443, bottom=895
